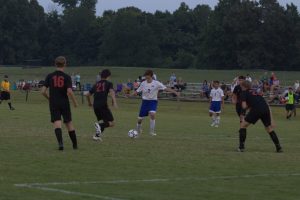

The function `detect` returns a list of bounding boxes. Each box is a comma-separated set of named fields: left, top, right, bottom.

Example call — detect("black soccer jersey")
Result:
left=233, top=85, right=243, bottom=104
left=44, top=71, right=72, bottom=106
left=89, top=80, right=113, bottom=108
left=240, top=90, right=269, bottom=111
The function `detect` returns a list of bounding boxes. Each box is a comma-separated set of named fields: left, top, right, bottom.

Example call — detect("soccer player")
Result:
left=238, top=81, right=282, bottom=153
left=86, top=69, right=118, bottom=141
left=285, top=87, right=296, bottom=119
left=41, top=56, right=78, bottom=151
left=0, top=75, right=15, bottom=110
left=134, top=70, right=179, bottom=136
left=232, top=76, right=246, bottom=123
left=209, top=81, right=224, bottom=128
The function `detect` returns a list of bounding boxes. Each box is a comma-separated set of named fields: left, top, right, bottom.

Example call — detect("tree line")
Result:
left=1, top=0, right=300, bottom=70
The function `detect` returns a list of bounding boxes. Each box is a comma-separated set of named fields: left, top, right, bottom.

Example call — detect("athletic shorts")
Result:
left=139, top=100, right=158, bottom=118
left=286, top=104, right=295, bottom=111
left=209, top=101, right=222, bottom=113
left=0, top=91, right=10, bottom=100
left=245, top=108, right=271, bottom=127
left=236, top=104, right=243, bottom=116
left=94, top=106, right=114, bottom=122
left=50, top=104, right=72, bottom=123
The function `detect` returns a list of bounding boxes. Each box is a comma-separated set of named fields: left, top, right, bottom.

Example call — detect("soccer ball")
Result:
left=128, top=129, right=138, bottom=138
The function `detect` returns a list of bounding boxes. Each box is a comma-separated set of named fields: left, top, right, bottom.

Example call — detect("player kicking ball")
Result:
left=238, top=81, right=282, bottom=153
left=134, top=70, right=179, bottom=136
left=86, top=69, right=118, bottom=141
left=209, top=81, right=224, bottom=128
left=41, top=56, right=79, bottom=151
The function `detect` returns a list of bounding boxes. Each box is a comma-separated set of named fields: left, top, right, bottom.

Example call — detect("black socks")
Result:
left=55, top=128, right=78, bottom=150
left=68, top=130, right=78, bottom=149
left=239, top=128, right=247, bottom=149
left=269, top=131, right=282, bottom=151
left=55, top=128, right=63, bottom=150
left=99, top=122, right=110, bottom=132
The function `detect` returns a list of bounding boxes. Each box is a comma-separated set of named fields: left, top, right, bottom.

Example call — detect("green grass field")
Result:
left=0, top=67, right=300, bottom=200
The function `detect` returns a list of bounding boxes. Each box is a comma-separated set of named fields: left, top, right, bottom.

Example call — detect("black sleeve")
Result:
left=89, top=84, right=96, bottom=94
left=285, top=93, right=288, bottom=97
left=65, top=75, right=72, bottom=89
left=44, top=75, right=50, bottom=88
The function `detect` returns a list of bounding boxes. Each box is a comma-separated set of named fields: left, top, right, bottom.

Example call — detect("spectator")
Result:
left=127, top=79, right=134, bottom=90
left=96, top=73, right=101, bottom=82
left=201, top=80, right=210, bottom=99
left=270, top=72, right=276, bottom=85
left=175, top=77, right=186, bottom=91
left=170, top=72, right=176, bottom=84
left=246, top=74, right=252, bottom=82
left=75, top=73, right=81, bottom=90
left=260, top=71, right=269, bottom=83
left=294, top=80, right=299, bottom=91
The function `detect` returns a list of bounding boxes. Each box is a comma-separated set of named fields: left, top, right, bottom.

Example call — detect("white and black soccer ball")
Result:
left=128, top=129, right=138, bottom=138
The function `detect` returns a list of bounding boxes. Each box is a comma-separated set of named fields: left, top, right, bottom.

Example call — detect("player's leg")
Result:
left=214, top=101, right=222, bottom=127
left=53, top=120, right=64, bottom=151
left=262, top=112, right=282, bottom=152
left=148, top=101, right=158, bottom=136
left=238, top=110, right=258, bottom=152
left=7, top=92, right=14, bottom=110
left=149, top=111, right=156, bottom=136
left=136, top=100, right=149, bottom=134
left=65, top=121, right=78, bottom=149
left=215, top=113, right=220, bottom=127
left=97, top=107, right=115, bottom=135
left=62, top=105, right=77, bottom=149
left=209, top=103, right=216, bottom=126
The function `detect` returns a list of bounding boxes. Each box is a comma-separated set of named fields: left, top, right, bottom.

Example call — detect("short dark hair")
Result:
left=55, top=56, right=66, bottom=68
left=4, top=75, right=8, bottom=78
left=238, top=75, right=246, bottom=80
left=144, top=70, right=153, bottom=77
left=213, top=80, right=220, bottom=84
left=101, top=69, right=111, bottom=78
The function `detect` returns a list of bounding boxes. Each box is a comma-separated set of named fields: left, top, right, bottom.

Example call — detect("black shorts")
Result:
left=236, top=104, right=243, bottom=116
left=245, top=108, right=271, bottom=127
left=94, top=106, right=114, bottom=122
left=0, top=91, right=10, bottom=100
left=286, top=104, right=295, bottom=111
left=50, top=104, right=72, bottom=123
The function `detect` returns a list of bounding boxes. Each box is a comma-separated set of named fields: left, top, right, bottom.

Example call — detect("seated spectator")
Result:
left=115, top=84, right=123, bottom=95
left=201, top=80, right=210, bottom=99
left=221, top=81, right=230, bottom=101
left=246, top=74, right=252, bottom=82
left=174, top=77, right=186, bottom=91
left=260, top=72, right=268, bottom=83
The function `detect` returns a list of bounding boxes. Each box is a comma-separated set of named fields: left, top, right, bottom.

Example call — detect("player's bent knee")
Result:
left=109, top=121, right=115, bottom=127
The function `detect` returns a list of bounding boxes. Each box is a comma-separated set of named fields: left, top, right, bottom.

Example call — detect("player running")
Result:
left=41, top=56, right=78, bottom=151
left=0, top=75, right=15, bottom=110
left=134, top=70, right=179, bottom=136
left=209, top=81, right=224, bottom=128
left=284, top=87, right=296, bottom=119
left=238, top=81, right=282, bottom=153
left=86, top=69, right=118, bottom=141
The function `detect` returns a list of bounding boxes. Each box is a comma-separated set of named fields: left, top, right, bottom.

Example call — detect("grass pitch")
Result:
left=0, top=67, right=300, bottom=200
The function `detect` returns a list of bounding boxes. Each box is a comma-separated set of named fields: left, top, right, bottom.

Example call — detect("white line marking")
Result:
left=15, top=184, right=126, bottom=200
left=15, top=173, right=300, bottom=187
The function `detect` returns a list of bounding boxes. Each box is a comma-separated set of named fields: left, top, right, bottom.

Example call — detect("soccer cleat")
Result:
left=93, top=135, right=102, bottom=141
left=58, top=146, right=64, bottom=151
left=276, top=146, right=283, bottom=153
left=211, top=122, right=216, bottom=127
left=94, top=122, right=101, bottom=134
left=237, top=147, right=245, bottom=152
left=149, top=132, right=157, bottom=136
left=73, top=144, right=78, bottom=150
left=10, top=107, right=15, bottom=110
left=214, top=124, right=219, bottom=128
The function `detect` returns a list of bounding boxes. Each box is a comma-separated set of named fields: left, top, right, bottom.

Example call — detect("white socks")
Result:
left=136, top=123, right=142, bottom=133
left=150, top=119, right=156, bottom=133
left=215, top=116, right=221, bottom=125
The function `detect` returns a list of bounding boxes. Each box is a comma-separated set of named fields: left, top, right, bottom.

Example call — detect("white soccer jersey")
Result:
left=136, top=80, right=167, bottom=100
left=210, top=88, right=224, bottom=101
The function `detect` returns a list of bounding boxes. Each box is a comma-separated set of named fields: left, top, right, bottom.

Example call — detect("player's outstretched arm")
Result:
left=67, top=88, right=78, bottom=108
left=41, top=86, right=49, bottom=100
left=110, top=89, right=118, bottom=109
left=164, top=88, right=180, bottom=97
